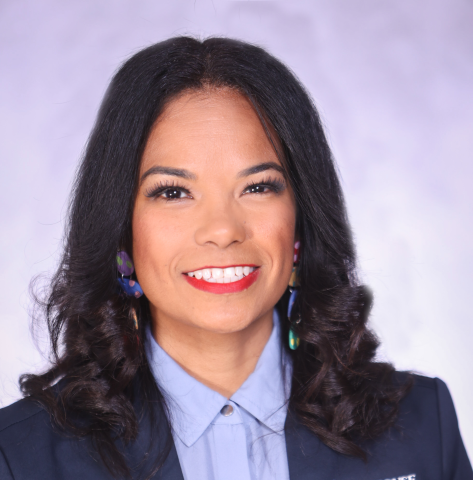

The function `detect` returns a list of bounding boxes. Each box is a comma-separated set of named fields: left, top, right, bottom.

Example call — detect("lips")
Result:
left=184, top=265, right=260, bottom=294
left=187, top=265, right=256, bottom=283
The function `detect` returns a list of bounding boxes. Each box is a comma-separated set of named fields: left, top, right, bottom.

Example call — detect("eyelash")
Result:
left=242, top=176, right=286, bottom=195
left=144, top=176, right=286, bottom=201
left=144, top=180, right=191, bottom=200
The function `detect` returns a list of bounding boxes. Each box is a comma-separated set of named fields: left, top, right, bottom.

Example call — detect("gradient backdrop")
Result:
left=1, top=0, right=472, bottom=459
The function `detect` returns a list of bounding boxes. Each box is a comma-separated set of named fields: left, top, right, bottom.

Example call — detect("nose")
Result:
left=194, top=201, right=246, bottom=249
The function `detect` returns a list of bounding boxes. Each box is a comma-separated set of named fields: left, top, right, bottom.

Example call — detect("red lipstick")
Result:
left=184, top=268, right=260, bottom=294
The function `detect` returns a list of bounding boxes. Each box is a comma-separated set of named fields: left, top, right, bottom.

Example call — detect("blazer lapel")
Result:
left=126, top=388, right=185, bottom=480
left=152, top=441, right=185, bottom=480
left=285, top=411, right=340, bottom=480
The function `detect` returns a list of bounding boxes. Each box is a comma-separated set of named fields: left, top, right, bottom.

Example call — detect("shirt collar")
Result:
left=231, top=310, right=292, bottom=435
left=146, top=309, right=291, bottom=447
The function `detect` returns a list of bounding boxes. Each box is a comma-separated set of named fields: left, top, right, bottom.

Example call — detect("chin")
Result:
left=191, top=311, right=257, bottom=334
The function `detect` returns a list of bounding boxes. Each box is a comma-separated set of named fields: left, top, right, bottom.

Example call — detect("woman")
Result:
left=0, top=37, right=471, bottom=480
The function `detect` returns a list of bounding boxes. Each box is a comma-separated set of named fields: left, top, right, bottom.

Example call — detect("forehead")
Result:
left=140, top=88, right=282, bottom=174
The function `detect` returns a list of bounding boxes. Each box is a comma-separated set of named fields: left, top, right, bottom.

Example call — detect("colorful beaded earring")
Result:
left=287, top=241, right=301, bottom=350
left=117, top=251, right=142, bottom=332
left=116, top=251, right=144, bottom=299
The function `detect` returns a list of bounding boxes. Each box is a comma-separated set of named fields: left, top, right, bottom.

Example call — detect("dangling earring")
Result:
left=130, top=306, right=139, bottom=330
left=116, top=251, right=144, bottom=298
left=288, top=241, right=301, bottom=350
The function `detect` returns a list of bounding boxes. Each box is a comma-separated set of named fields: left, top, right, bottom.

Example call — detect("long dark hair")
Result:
left=21, top=36, right=410, bottom=478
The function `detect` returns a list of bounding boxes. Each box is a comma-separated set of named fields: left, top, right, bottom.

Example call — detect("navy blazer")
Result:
left=0, top=374, right=471, bottom=479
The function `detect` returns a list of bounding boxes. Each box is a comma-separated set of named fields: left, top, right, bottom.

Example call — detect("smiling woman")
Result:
left=134, top=90, right=296, bottom=398
left=0, top=37, right=471, bottom=480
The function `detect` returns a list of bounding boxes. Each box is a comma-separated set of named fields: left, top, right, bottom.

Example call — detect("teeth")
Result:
left=186, top=266, right=255, bottom=283
left=211, top=268, right=223, bottom=279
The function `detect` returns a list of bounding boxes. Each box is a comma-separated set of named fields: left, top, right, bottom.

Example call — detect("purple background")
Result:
left=1, top=0, right=472, bottom=458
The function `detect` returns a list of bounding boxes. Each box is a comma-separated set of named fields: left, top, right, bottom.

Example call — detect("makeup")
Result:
left=184, top=266, right=260, bottom=294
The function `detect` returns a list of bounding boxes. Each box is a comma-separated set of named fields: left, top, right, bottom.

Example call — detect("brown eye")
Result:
left=242, top=178, right=286, bottom=196
left=246, top=185, right=269, bottom=194
left=163, top=188, right=186, bottom=199
left=145, top=183, right=193, bottom=200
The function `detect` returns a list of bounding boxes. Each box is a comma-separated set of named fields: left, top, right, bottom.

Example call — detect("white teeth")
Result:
left=211, top=268, right=223, bottom=279
left=187, top=266, right=255, bottom=283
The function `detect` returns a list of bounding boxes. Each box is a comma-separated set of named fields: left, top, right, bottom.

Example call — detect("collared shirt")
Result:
left=146, top=309, right=292, bottom=480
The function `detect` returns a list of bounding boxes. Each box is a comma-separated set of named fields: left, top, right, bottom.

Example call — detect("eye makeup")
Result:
left=242, top=176, right=286, bottom=195
left=144, top=180, right=192, bottom=200
left=143, top=174, right=287, bottom=201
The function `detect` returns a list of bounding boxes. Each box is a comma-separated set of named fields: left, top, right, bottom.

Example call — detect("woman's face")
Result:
left=132, top=88, right=296, bottom=335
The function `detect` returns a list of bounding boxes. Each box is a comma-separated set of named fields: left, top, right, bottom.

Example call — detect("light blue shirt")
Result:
left=146, top=310, right=292, bottom=480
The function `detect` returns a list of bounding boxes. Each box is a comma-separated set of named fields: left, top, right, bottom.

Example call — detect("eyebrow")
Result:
left=140, top=161, right=285, bottom=184
left=237, top=162, right=285, bottom=178
left=140, top=166, right=197, bottom=184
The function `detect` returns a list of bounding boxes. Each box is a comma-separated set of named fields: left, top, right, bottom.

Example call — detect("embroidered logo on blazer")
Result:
left=382, top=474, right=416, bottom=480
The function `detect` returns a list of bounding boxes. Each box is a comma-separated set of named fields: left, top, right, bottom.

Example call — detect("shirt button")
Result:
left=220, top=404, right=234, bottom=417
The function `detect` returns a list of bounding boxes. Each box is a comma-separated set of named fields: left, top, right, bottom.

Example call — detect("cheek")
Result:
left=131, top=208, right=185, bottom=285
left=252, top=200, right=296, bottom=269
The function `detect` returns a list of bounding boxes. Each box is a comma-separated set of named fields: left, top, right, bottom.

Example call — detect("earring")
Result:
left=116, top=251, right=143, bottom=298
left=130, top=307, right=139, bottom=330
left=288, top=241, right=301, bottom=350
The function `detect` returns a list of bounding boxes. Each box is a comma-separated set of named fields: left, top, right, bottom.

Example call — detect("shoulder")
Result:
left=406, top=373, right=459, bottom=426
left=397, top=373, right=460, bottom=437
left=396, top=372, right=440, bottom=419
left=391, top=373, right=465, bottom=447
left=398, top=373, right=472, bottom=478
left=0, top=398, right=54, bottom=479
left=0, top=397, right=46, bottom=436
left=0, top=391, right=177, bottom=480
left=286, top=373, right=473, bottom=480
left=0, top=397, right=110, bottom=480
left=0, top=397, right=52, bottom=454
left=372, top=373, right=472, bottom=479
left=394, top=371, right=450, bottom=409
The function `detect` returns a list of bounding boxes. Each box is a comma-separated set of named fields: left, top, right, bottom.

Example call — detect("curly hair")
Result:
left=20, top=36, right=411, bottom=478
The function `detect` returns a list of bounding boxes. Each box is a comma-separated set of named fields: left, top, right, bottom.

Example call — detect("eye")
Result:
left=144, top=182, right=192, bottom=201
left=245, top=184, right=272, bottom=194
left=161, top=187, right=190, bottom=200
left=242, top=177, right=286, bottom=196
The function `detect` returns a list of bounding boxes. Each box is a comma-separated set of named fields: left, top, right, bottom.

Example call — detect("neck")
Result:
left=151, top=310, right=274, bottom=398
